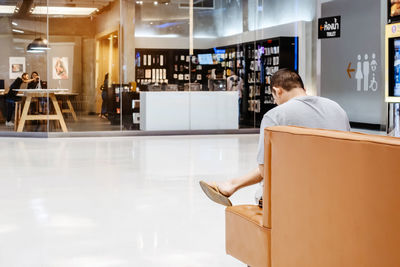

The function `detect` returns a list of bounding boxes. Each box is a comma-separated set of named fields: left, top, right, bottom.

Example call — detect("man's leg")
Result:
left=209, top=168, right=263, bottom=197
left=6, top=99, right=14, bottom=122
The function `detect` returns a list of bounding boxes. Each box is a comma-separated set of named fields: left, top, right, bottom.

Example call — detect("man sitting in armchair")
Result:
left=200, top=68, right=350, bottom=206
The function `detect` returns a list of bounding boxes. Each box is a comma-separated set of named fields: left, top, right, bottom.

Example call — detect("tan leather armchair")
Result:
left=225, top=126, right=400, bottom=267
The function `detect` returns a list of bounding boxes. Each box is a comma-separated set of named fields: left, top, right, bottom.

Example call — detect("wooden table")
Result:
left=15, top=89, right=69, bottom=132
left=0, top=89, right=22, bottom=96
left=56, top=92, right=78, bottom=121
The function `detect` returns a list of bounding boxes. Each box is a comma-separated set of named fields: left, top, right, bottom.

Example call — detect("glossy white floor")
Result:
left=0, top=134, right=263, bottom=267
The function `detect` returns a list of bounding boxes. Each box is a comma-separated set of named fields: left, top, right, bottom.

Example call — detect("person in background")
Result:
left=27, top=71, right=46, bottom=113
left=99, top=73, right=109, bottom=119
left=206, top=71, right=214, bottom=91
left=227, top=71, right=244, bottom=121
left=5, top=73, right=38, bottom=126
left=27, top=72, right=40, bottom=89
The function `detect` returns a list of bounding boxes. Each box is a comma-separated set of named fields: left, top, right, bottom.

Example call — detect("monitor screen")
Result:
left=388, top=38, right=400, bottom=97
left=395, top=39, right=400, bottom=96
left=198, top=54, right=213, bottom=65
left=41, top=81, right=47, bottom=89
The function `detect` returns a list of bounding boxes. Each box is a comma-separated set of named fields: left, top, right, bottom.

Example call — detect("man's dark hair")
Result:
left=22, top=73, right=29, bottom=79
left=270, top=69, right=304, bottom=91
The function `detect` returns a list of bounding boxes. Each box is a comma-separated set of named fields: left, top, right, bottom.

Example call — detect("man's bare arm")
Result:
left=258, top=164, right=265, bottom=179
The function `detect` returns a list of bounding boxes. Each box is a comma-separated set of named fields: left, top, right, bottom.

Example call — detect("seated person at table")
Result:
left=5, top=73, right=39, bottom=127
left=27, top=71, right=46, bottom=113
left=27, top=72, right=40, bottom=89
left=200, top=69, right=350, bottom=207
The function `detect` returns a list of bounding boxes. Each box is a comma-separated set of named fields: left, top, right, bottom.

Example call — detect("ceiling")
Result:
left=2, top=0, right=114, bottom=8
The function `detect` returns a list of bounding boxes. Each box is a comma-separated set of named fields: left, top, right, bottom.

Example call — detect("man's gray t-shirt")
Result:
left=256, top=96, right=350, bottom=164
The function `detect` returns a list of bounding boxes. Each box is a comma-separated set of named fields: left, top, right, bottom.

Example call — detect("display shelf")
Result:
left=242, top=37, right=298, bottom=127
left=107, top=84, right=130, bottom=125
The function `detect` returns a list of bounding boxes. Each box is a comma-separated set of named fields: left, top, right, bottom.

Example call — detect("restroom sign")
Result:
left=318, top=16, right=341, bottom=39
left=347, top=53, right=378, bottom=92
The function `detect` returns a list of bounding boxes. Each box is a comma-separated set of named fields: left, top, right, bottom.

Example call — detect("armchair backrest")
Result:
left=263, top=126, right=400, bottom=267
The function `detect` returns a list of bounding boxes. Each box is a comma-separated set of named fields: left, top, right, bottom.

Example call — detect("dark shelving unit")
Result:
left=242, top=37, right=298, bottom=127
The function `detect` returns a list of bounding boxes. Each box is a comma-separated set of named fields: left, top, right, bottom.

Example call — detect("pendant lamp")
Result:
left=27, top=0, right=50, bottom=53
left=27, top=43, right=44, bottom=53
left=27, top=37, right=50, bottom=51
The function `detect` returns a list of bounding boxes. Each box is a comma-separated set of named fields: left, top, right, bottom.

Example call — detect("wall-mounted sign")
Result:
left=318, top=16, right=341, bottom=39
left=346, top=52, right=378, bottom=92
left=213, top=47, right=226, bottom=54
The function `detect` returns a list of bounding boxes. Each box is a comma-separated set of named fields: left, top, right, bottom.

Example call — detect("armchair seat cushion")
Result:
left=226, top=205, right=270, bottom=267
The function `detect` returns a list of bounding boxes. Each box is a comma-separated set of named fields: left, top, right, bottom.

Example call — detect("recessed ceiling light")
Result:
left=154, top=1, right=158, bottom=5
left=135, top=33, right=179, bottom=38
left=32, top=6, right=98, bottom=16
left=0, top=5, right=17, bottom=14
left=12, top=29, right=24, bottom=34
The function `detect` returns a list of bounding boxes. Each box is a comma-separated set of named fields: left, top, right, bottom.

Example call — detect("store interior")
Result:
left=0, top=0, right=316, bottom=133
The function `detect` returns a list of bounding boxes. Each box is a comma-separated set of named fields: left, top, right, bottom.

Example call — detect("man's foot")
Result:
left=5, top=121, right=14, bottom=127
left=213, top=180, right=236, bottom=197
left=199, top=181, right=232, bottom=206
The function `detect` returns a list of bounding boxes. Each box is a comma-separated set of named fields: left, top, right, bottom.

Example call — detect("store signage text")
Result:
left=213, top=48, right=226, bottom=54
left=318, top=16, right=341, bottom=39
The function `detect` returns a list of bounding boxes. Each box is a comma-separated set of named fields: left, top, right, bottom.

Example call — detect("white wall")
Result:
left=319, top=0, right=386, bottom=126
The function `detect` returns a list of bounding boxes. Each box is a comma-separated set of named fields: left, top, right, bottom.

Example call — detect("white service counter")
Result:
left=140, top=91, right=239, bottom=131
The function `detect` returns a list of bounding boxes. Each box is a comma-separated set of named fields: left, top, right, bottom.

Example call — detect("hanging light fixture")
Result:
left=28, top=37, right=50, bottom=50
left=27, top=36, right=50, bottom=53
left=27, top=0, right=50, bottom=53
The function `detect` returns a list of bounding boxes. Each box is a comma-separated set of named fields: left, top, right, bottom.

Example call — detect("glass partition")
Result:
left=0, top=0, right=319, bottom=134
left=0, top=2, right=50, bottom=132
left=47, top=0, right=122, bottom=132
left=124, top=0, right=190, bottom=132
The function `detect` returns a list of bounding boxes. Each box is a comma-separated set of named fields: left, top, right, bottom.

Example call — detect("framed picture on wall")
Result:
left=9, top=57, right=26, bottom=79
left=52, top=57, right=69, bottom=80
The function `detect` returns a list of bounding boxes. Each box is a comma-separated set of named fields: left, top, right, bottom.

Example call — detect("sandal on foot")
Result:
left=199, top=181, right=232, bottom=206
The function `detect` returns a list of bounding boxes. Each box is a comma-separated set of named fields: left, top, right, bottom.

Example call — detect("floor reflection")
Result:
left=0, top=134, right=259, bottom=266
